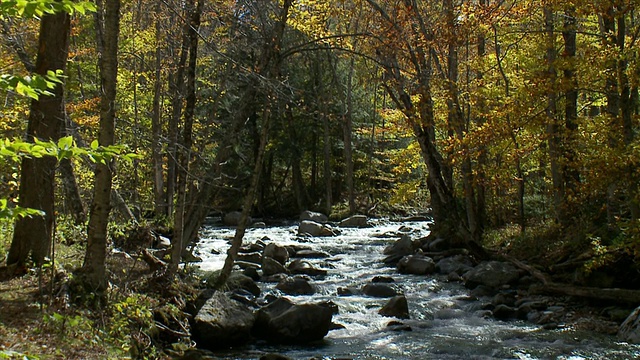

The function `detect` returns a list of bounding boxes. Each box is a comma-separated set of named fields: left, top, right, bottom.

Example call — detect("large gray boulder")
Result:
left=299, top=210, right=328, bottom=223
left=264, top=243, right=289, bottom=265
left=463, top=261, right=521, bottom=289
left=383, top=234, right=415, bottom=265
left=379, top=295, right=410, bottom=319
left=298, top=220, right=336, bottom=237
left=252, top=297, right=334, bottom=343
left=397, top=254, right=436, bottom=275
left=192, top=292, right=256, bottom=349
left=339, top=215, right=368, bottom=228
left=619, top=306, right=640, bottom=344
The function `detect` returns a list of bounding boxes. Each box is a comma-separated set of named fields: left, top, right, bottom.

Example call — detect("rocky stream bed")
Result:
left=182, top=213, right=640, bottom=359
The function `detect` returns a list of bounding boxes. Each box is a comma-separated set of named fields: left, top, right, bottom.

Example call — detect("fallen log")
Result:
left=530, top=282, right=640, bottom=305
left=141, top=249, right=167, bottom=273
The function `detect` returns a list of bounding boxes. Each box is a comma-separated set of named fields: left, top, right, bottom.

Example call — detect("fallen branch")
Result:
left=141, top=249, right=167, bottom=273
left=530, top=282, right=640, bottom=305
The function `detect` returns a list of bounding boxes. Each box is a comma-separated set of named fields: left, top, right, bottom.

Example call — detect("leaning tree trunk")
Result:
left=214, top=0, right=293, bottom=289
left=8, top=8, right=71, bottom=268
left=83, top=0, right=120, bottom=292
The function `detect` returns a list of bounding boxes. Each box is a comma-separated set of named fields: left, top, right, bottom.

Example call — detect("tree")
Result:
left=7, top=5, right=71, bottom=269
left=82, top=0, right=120, bottom=292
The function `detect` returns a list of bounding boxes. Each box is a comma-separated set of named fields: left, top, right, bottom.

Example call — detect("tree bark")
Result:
left=171, top=0, right=202, bottom=275
left=8, top=7, right=71, bottom=268
left=544, top=7, right=565, bottom=226
left=151, top=2, right=166, bottom=218
left=215, top=0, right=293, bottom=289
left=83, top=0, right=120, bottom=292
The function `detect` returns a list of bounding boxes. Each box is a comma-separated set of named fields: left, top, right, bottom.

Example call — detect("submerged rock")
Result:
left=276, top=275, right=316, bottom=295
left=379, top=295, right=410, bottom=319
left=362, top=283, right=401, bottom=298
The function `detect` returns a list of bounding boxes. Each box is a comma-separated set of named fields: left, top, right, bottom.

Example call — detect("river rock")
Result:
left=240, top=239, right=267, bottom=253
left=253, top=297, right=334, bottom=343
left=618, top=306, right=640, bottom=344
left=397, top=254, right=436, bottom=275
left=436, top=255, right=474, bottom=275
left=379, top=295, right=410, bottom=319
left=192, top=292, right=256, bottom=349
left=362, top=283, right=400, bottom=298
left=288, top=259, right=328, bottom=277
left=223, top=211, right=252, bottom=226
left=339, top=215, right=369, bottom=228
left=276, top=275, right=316, bottom=295
left=492, top=304, right=518, bottom=320
left=300, top=210, right=328, bottom=223
left=463, top=261, right=521, bottom=289
left=262, top=256, right=290, bottom=277
left=383, top=234, right=415, bottom=265
left=237, top=251, right=262, bottom=265
left=264, top=243, right=289, bottom=265
left=337, top=287, right=359, bottom=296
left=293, top=249, right=331, bottom=259
left=298, top=220, right=337, bottom=237
left=226, top=272, right=261, bottom=297
left=260, top=354, right=292, bottom=360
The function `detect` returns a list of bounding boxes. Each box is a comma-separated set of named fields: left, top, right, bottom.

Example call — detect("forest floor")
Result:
left=0, top=269, right=110, bottom=359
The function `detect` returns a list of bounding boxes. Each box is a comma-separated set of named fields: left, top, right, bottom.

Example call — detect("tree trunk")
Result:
left=166, top=3, right=190, bottom=218
left=445, top=0, right=478, bottom=239
left=151, top=0, right=166, bottom=218
left=8, top=7, right=71, bottom=268
left=215, top=0, right=293, bottom=289
left=171, top=0, right=201, bottom=275
left=343, top=57, right=356, bottom=215
left=83, top=0, right=120, bottom=292
left=58, top=158, right=86, bottom=225
left=544, top=7, right=565, bottom=226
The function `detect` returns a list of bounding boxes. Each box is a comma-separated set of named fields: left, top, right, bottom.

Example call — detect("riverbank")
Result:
left=1, top=217, right=639, bottom=359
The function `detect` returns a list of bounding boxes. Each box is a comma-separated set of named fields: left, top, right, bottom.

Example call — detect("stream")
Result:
left=194, top=219, right=640, bottom=359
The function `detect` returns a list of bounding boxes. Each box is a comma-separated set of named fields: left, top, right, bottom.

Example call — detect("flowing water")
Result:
left=195, top=219, right=639, bottom=359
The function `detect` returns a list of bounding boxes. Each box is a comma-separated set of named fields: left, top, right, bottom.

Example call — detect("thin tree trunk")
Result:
left=171, top=0, right=202, bottom=274
left=8, top=8, right=71, bottom=268
left=344, top=57, right=356, bottom=215
left=544, top=6, right=565, bottom=226
left=562, top=6, right=580, bottom=206
left=83, top=0, right=120, bottom=292
left=493, top=25, right=525, bottom=233
left=215, top=0, right=293, bottom=289
left=166, top=3, right=191, bottom=218
left=151, top=1, right=166, bottom=218
left=58, top=158, right=86, bottom=225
